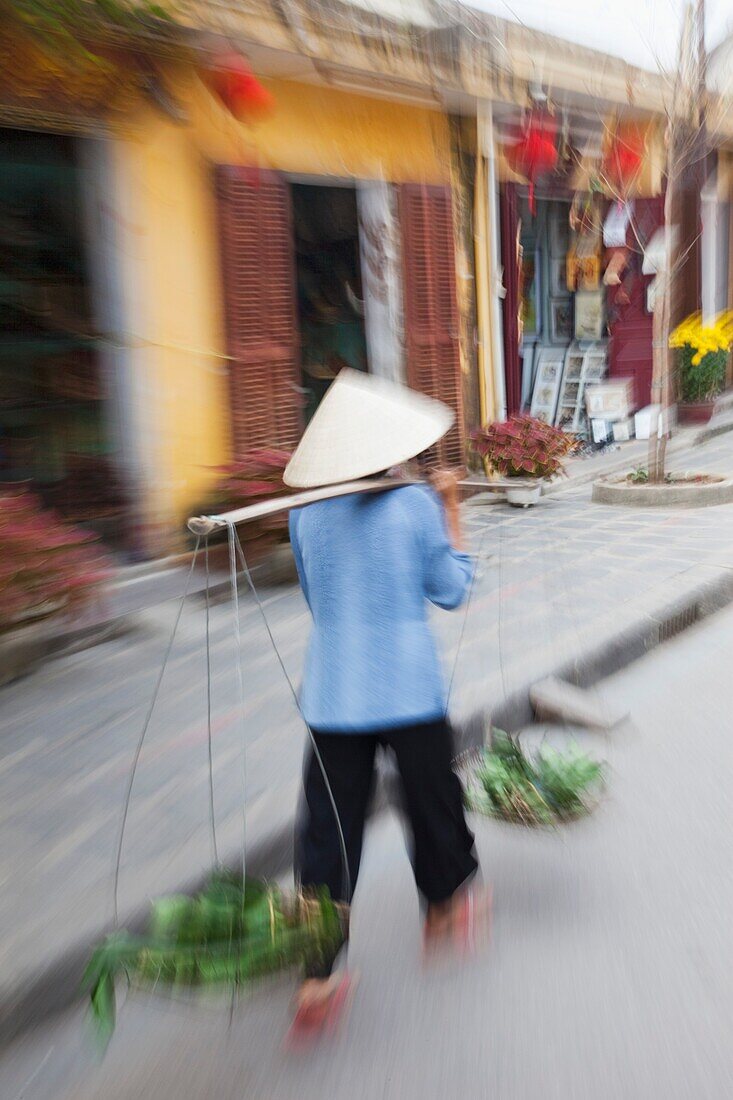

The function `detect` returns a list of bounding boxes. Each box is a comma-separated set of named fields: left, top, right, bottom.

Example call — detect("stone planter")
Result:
left=505, top=482, right=543, bottom=508
left=0, top=622, right=50, bottom=688
left=593, top=472, right=733, bottom=508
left=678, top=400, right=716, bottom=425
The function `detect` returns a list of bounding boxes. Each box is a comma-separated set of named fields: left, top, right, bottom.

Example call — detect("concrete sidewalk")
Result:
left=3, top=429, right=733, bottom=1045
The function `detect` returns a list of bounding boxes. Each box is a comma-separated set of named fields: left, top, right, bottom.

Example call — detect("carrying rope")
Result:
left=204, top=539, right=219, bottom=867
left=113, top=538, right=202, bottom=926
left=224, top=521, right=249, bottom=892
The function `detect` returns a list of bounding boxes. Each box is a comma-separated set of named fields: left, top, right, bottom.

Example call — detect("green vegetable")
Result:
left=82, top=877, right=343, bottom=1047
left=465, top=730, right=604, bottom=826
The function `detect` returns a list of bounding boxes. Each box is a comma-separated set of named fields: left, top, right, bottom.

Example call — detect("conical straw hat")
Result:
left=283, top=369, right=454, bottom=488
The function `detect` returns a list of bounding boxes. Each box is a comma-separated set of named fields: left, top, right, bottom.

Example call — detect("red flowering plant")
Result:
left=200, top=449, right=292, bottom=558
left=471, top=416, right=577, bottom=480
left=0, top=491, right=110, bottom=635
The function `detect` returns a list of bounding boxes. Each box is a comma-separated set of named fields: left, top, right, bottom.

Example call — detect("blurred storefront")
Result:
left=492, top=104, right=670, bottom=435
left=4, top=0, right=728, bottom=553
left=0, top=14, right=469, bottom=554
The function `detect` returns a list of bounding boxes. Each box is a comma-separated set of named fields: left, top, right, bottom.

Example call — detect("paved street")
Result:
left=3, top=597, right=732, bottom=1099
left=3, top=431, right=733, bottom=1031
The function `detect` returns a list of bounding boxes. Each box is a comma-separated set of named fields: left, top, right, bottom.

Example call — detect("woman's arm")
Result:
left=429, top=469, right=464, bottom=552
left=416, top=481, right=473, bottom=611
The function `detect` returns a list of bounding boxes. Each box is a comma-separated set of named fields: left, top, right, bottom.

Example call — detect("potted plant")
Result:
left=670, top=311, right=733, bottom=424
left=471, top=415, right=576, bottom=507
left=0, top=490, right=109, bottom=685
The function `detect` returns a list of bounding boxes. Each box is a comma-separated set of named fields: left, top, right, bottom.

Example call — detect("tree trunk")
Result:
left=648, top=174, right=675, bottom=482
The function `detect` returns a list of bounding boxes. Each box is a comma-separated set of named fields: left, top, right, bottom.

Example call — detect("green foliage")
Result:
left=677, top=344, right=727, bottom=403
left=465, top=730, right=604, bottom=827
left=82, top=874, right=344, bottom=1046
left=628, top=466, right=649, bottom=484
left=4, top=0, right=177, bottom=66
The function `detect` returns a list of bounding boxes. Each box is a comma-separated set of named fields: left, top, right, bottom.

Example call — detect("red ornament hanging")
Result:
left=503, top=113, right=558, bottom=214
left=603, top=131, right=644, bottom=198
left=202, top=52, right=274, bottom=122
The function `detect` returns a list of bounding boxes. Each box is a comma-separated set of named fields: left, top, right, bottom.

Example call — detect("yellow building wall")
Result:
left=114, top=75, right=452, bottom=540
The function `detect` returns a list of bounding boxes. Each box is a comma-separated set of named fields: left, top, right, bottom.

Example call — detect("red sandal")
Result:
left=423, top=885, right=492, bottom=961
left=284, top=973, right=356, bottom=1052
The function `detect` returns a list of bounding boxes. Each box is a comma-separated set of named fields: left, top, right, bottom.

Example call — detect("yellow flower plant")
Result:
left=669, top=311, right=733, bottom=402
left=669, top=311, right=733, bottom=366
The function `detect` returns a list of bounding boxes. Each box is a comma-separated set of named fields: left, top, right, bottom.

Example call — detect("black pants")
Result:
left=296, top=718, right=478, bottom=975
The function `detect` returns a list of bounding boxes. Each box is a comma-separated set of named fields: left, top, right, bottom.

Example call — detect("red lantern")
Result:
left=203, top=52, right=274, bottom=122
left=603, top=131, right=644, bottom=197
left=503, top=113, right=558, bottom=214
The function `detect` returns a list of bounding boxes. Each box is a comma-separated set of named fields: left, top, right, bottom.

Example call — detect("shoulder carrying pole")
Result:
left=187, top=476, right=497, bottom=536
left=187, top=478, right=416, bottom=536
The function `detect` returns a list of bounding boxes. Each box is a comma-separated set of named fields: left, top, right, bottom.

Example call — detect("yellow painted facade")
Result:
left=112, top=75, right=453, bottom=537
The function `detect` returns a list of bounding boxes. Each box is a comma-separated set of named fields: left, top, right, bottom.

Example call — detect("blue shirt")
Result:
left=289, top=484, right=473, bottom=732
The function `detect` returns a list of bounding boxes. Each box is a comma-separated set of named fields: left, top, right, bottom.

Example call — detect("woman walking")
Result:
left=284, top=369, right=482, bottom=1041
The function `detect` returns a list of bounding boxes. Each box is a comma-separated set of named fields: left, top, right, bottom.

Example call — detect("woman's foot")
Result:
left=423, top=885, right=492, bottom=958
left=285, top=973, right=356, bottom=1050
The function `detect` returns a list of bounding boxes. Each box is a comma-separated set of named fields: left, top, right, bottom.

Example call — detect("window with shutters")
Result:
left=399, top=184, right=464, bottom=466
left=291, top=183, right=367, bottom=424
left=214, top=166, right=302, bottom=456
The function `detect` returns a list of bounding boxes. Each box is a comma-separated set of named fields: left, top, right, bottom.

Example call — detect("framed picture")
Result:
left=550, top=257, right=567, bottom=296
left=530, top=347, right=565, bottom=423
left=574, top=290, right=604, bottom=341
left=550, top=298, right=573, bottom=344
left=585, top=380, right=631, bottom=421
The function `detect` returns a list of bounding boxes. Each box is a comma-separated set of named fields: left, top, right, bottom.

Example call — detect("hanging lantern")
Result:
left=503, top=112, right=558, bottom=214
left=603, top=129, right=644, bottom=198
left=202, top=52, right=274, bottom=122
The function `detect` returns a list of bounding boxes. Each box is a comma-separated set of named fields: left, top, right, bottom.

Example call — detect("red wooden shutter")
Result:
left=399, top=184, right=464, bottom=466
left=215, top=166, right=302, bottom=455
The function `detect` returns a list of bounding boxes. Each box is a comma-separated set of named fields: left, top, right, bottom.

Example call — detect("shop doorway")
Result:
left=0, top=128, right=127, bottom=543
left=291, top=183, right=368, bottom=422
left=519, top=196, right=574, bottom=405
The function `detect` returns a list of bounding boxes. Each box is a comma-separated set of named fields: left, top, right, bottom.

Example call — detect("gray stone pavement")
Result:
left=3, top=430, right=733, bottom=1037
left=2, top=601, right=732, bottom=1099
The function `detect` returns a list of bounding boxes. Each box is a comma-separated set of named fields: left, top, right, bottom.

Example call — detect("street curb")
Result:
left=481, top=564, right=733, bottom=736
